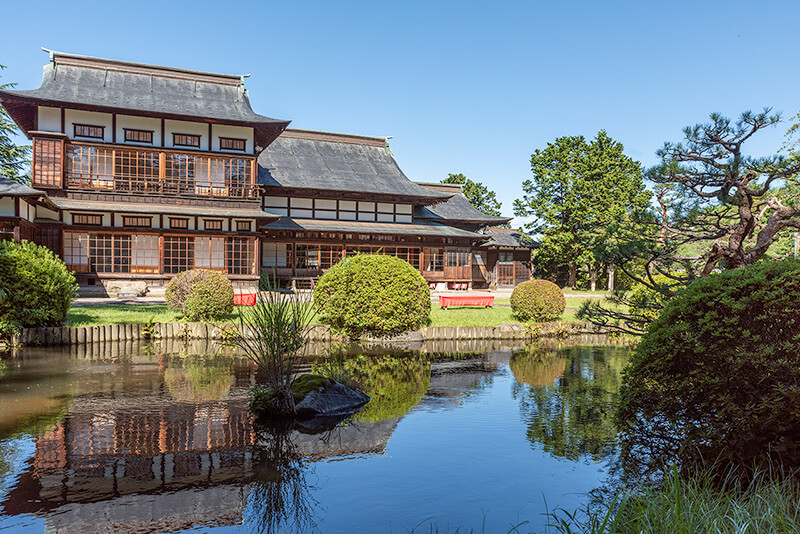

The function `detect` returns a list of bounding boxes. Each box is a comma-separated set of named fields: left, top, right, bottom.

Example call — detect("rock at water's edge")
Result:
left=295, top=381, right=370, bottom=418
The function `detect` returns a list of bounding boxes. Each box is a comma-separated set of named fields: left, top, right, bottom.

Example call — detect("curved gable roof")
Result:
left=413, top=187, right=511, bottom=225
left=0, top=50, right=289, bottom=148
left=258, top=129, right=451, bottom=203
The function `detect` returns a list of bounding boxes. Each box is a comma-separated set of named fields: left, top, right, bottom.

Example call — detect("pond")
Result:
left=0, top=337, right=631, bottom=534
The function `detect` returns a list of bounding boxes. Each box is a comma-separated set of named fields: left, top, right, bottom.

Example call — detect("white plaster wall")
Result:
left=263, top=196, right=288, bottom=208
left=396, top=214, right=412, bottom=223
left=292, top=198, right=313, bottom=209
left=65, top=110, right=113, bottom=142
left=0, top=197, right=14, bottom=216
left=396, top=204, right=412, bottom=214
left=212, top=124, right=254, bottom=153
left=164, top=120, right=208, bottom=150
left=36, top=206, right=60, bottom=221
left=117, top=115, right=161, bottom=146
left=37, top=106, right=61, bottom=132
left=21, top=200, right=35, bottom=222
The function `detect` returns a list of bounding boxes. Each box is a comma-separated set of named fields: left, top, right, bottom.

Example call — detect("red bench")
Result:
left=233, top=293, right=257, bottom=306
left=439, top=295, right=494, bottom=309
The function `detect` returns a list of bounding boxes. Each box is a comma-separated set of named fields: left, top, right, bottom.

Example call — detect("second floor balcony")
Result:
left=32, top=137, right=258, bottom=200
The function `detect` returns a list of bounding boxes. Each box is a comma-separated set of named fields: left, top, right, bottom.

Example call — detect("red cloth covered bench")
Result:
left=233, top=293, right=257, bottom=306
left=439, top=295, right=494, bottom=309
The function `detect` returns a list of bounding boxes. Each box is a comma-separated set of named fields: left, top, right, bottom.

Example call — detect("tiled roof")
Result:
left=258, top=130, right=452, bottom=203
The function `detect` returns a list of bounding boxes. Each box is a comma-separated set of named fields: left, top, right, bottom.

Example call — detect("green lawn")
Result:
left=67, top=301, right=603, bottom=328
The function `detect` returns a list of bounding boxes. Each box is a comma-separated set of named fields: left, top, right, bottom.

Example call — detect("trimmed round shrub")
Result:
left=510, top=279, right=566, bottom=322
left=314, top=254, right=430, bottom=339
left=617, top=260, right=800, bottom=476
left=0, top=240, right=76, bottom=333
left=165, top=269, right=234, bottom=321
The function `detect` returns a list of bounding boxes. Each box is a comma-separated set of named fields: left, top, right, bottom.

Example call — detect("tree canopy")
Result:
left=0, top=64, right=31, bottom=183
left=441, top=173, right=504, bottom=217
left=581, top=110, right=800, bottom=334
left=513, top=131, right=649, bottom=288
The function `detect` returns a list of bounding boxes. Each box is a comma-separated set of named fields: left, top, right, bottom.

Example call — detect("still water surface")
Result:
left=0, top=338, right=630, bottom=533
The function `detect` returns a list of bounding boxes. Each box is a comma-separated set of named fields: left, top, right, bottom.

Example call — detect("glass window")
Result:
left=425, top=248, right=444, bottom=272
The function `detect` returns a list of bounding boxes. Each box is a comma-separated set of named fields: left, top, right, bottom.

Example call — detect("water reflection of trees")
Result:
left=512, top=345, right=631, bottom=462
left=315, top=354, right=431, bottom=423
left=164, top=356, right=235, bottom=403
left=245, top=421, right=319, bottom=534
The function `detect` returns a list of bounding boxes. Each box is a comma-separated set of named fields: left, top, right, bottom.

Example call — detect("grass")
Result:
left=548, top=468, right=800, bottom=534
left=66, top=295, right=625, bottom=328
left=68, top=302, right=596, bottom=328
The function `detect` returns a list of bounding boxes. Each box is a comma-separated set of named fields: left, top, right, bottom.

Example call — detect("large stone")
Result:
left=294, top=380, right=370, bottom=418
left=105, top=280, right=148, bottom=297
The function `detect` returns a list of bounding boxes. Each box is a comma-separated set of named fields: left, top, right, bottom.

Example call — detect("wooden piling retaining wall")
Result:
left=14, top=321, right=594, bottom=347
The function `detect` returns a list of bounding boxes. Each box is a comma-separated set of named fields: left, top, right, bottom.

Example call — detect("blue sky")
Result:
left=2, top=1, right=798, bottom=225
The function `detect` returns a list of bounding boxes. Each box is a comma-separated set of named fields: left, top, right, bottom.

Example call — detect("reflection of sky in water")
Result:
left=0, top=343, right=630, bottom=533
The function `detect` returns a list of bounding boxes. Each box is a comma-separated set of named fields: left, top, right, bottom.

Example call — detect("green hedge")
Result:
left=510, top=279, right=565, bottom=322
left=165, top=269, right=234, bottom=321
left=618, top=260, right=800, bottom=476
left=314, top=254, right=431, bottom=339
left=0, top=240, right=76, bottom=335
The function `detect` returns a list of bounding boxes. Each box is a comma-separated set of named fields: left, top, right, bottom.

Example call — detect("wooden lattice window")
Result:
left=204, top=219, right=223, bottom=231
left=236, top=220, right=252, bottom=232
left=163, top=236, right=194, bottom=274
left=66, top=145, right=115, bottom=189
left=173, top=133, right=200, bottom=147
left=73, top=214, right=103, bottom=226
left=122, top=216, right=151, bottom=228
left=32, top=138, right=63, bottom=188
left=170, top=218, right=189, bottom=229
left=424, top=248, right=444, bottom=272
left=124, top=129, right=154, bottom=144
left=74, top=124, right=104, bottom=139
left=220, top=137, right=246, bottom=151
left=195, top=237, right=225, bottom=270
left=227, top=236, right=255, bottom=275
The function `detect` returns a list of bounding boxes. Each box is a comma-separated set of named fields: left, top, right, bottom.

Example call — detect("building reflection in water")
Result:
left=0, top=341, right=519, bottom=533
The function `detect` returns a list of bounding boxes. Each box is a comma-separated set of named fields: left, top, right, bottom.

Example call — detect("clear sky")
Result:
left=2, top=0, right=798, bottom=225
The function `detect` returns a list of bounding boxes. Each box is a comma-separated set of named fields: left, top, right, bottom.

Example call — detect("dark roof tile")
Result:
left=258, top=131, right=451, bottom=202
left=262, top=217, right=484, bottom=239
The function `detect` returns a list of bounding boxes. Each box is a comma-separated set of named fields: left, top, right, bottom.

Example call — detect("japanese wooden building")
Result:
left=0, top=50, right=533, bottom=294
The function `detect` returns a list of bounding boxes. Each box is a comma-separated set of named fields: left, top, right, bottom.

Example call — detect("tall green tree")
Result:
left=0, top=64, right=31, bottom=183
left=514, top=131, right=649, bottom=289
left=442, top=173, right=504, bottom=217
left=581, top=110, right=800, bottom=335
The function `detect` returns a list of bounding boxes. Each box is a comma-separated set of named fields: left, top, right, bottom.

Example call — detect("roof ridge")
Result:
left=281, top=128, right=388, bottom=147
left=42, top=48, right=245, bottom=86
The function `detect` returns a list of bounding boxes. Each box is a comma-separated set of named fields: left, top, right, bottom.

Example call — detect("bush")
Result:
left=510, top=279, right=566, bottom=322
left=627, top=273, right=684, bottom=324
left=165, top=269, right=234, bottom=321
left=617, top=260, right=800, bottom=477
left=0, top=240, right=76, bottom=333
left=314, top=254, right=431, bottom=339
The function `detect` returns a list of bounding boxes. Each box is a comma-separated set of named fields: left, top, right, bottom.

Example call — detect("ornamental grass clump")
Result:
left=0, top=240, right=77, bottom=336
left=510, top=279, right=566, bottom=322
left=234, top=273, right=315, bottom=416
left=165, top=269, right=234, bottom=321
left=314, top=254, right=431, bottom=340
left=617, top=259, right=800, bottom=479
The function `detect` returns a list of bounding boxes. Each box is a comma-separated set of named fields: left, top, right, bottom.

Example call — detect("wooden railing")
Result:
left=62, top=142, right=257, bottom=199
